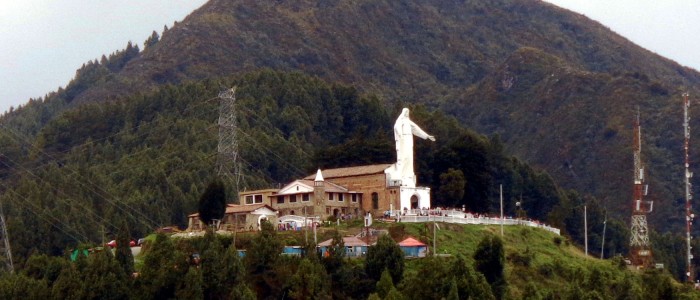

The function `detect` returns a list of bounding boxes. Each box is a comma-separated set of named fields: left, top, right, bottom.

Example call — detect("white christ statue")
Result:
left=393, top=108, right=435, bottom=187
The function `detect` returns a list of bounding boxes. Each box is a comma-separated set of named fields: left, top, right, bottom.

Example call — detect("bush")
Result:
left=537, top=262, right=554, bottom=278
left=508, top=248, right=533, bottom=267
left=553, top=236, right=563, bottom=246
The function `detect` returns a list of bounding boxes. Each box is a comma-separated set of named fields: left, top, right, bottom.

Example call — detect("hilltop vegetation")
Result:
left=0, top=221, right=697, bottom=299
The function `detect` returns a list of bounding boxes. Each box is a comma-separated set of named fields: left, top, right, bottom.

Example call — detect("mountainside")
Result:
left=4, top=0, right=700, bottom=252
left=70, top=0, right=700, bottom=107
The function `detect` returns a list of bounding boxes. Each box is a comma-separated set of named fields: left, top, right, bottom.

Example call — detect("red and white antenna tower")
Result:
left=684, top=92, right=694, bottom=281
left=629, top=109, right=654, bottom=268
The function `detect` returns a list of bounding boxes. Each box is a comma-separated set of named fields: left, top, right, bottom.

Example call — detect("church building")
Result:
left=186, top=108, right=435, bottom=231
left=247, top=107, right=435, bottom=219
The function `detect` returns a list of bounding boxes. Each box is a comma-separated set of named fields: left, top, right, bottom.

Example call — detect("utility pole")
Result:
left=433, top=221, right=437, bottom=257
left=584, top=204, right=588, bottom=257
left=601, top=211, right=607, bottom=259
left=500, top=184, right=504, bottom=237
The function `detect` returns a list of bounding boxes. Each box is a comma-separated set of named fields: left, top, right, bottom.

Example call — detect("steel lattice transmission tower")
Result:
left=629, top=110, right=654, bottom=268
left=217, top=87, right=242, bottom=194
left=0, top=213, right=13, bottom=273
left=684, top=92, right=694, bottom=281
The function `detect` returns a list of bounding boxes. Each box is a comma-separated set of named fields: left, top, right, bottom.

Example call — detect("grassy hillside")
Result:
left=326, top=221, right=699, bottom=299
left=153, top=221, right=699, bottom=299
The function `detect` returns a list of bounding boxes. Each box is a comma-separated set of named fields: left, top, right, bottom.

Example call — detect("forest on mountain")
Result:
left=2, top=0, right=700, bottom=288
left=4, top=0, right=700, bottom=234
left=0, top=70, right=591, bottom=263
left=0, top=221, right=697, bottom=300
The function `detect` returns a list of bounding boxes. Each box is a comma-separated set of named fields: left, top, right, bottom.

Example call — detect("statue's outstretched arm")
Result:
left=409, top=121, right=435, bottom=141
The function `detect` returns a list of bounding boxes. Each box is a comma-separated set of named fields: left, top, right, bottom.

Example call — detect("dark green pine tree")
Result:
left=201, top=231, right=229, bottom=299
left=51, top=264, right=83, bottom=299
left=0, top=273, right=51, bottom=299
left=375, top=268, right=394, bottom=299
left=474, top=235, right=507, bottom=300
left=245, top=220, right=282, bottom=298
left=137, top=233, right=189, bottom=299
left=365, top=234, right=404, bottom=284
left=144, top=30, right=160, bottom=49
left=222, top=241, right=246, bottom=287
left=115, top=220, right=134, bottom=277
left=288, top=258, right=332, bottom=300
left=80, top=250, right=131, bottom=299
left=437, top=168, right=466, bottom=207
left=198, top=179, right=227, bottom=227
left=229, top=283, right=256, bottom=300
left=446, top=278, right=459, bottom=300
left=175, top=267, right=204, bottom=300
left=323, top=229, right=345, bottom=271
left=384, top=287, right=405, bottom=300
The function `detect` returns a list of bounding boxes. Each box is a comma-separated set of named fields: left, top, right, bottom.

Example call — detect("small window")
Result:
left=246, top=194, right=263, bottom=204
left=329, top=193, right=334, bottom=201
left=290, top=195, right=297, bottom=203
left=352, top=194, right=357, bottom=202
left=326, top=207, right=331, bottom=214
left=338, top=194, right=344, bottom=202
left=372, top=192, right=379, bottom=209
left=277, top=196, right=284, bottom=204
left=302, top=193, right=310, bottom=202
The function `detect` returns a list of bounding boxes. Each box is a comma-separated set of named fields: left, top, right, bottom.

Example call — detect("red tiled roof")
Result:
left=399, top=237, right=426, bottom=247
left=318, top=236, right=369, bottom=247
left=297, top=179, right=348, bottom=193
left=225, top=204, right=276, bottom=214
left=188, top=204, right=276, bottom=217
left=304, top=164, right=392, bottom=180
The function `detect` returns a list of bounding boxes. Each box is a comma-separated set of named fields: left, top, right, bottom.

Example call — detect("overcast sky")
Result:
left=545, top=0, right=700, bottom=71
left=1, top=1, right=699, bottom=114
left=0, top=0, right=207, bottom=113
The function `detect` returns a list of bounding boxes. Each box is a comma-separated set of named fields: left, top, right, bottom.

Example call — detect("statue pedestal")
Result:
left=398, top=186, right=431, bottom=211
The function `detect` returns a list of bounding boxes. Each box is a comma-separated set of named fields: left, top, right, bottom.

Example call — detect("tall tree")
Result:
left=288, top=258, right=332, bottom=300
left=201, top=231, right=227, bottom=299
left=115, top=219, right=134, bottom=277
left=246, top=220, right=282, bottom=298
left=175, top=267, right=203, bottom=300
left=437, top=168, right=466, bottom=206
left=365, top=234, right=404, bottom=284
left=474, top=235, right=507, bottom=300
left=198, top=179, right=227, bottom=227
left=375, top=268, right=394, bottom=299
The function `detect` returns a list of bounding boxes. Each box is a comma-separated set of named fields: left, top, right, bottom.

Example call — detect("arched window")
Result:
left=372, top=192, right=379, bottom=209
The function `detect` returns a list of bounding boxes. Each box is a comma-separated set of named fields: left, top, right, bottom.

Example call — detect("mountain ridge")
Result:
left=5, top=0, right=700, bottom=234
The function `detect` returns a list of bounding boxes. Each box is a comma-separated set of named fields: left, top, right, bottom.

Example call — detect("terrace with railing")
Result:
left=388, top=209, right=560, bottom=235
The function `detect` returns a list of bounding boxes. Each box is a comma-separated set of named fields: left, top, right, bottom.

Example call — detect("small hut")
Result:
left=399, top=237, right=428, bottom=258
left=318, top=236, right=369, bottom=258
